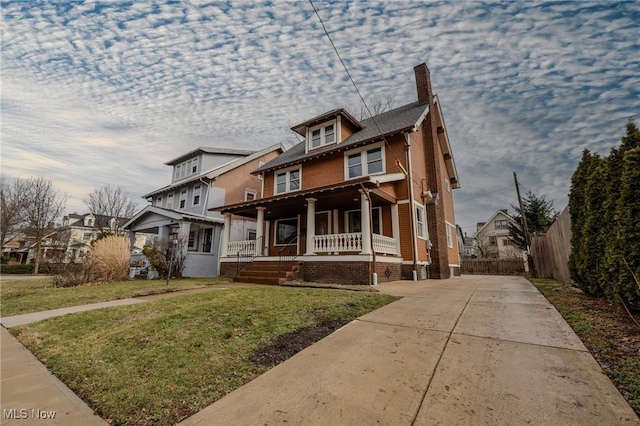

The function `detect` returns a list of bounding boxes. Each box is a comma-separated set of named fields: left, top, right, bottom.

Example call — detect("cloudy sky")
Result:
left=1, top=0, right=638, bottom=235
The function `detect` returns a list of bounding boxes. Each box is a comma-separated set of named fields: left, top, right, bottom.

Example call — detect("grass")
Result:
left=11, top=287, right=398, bottom=426
left=530, top=278, right=640, bottom=414
left=0, top=277, right=231, bottom=317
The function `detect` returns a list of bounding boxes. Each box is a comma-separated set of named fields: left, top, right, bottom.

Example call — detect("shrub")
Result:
left=0, top=263, right=35, bottom=274
left=51, top=264, right=88, bottom=288
left=86, top=235, right=130, bottom=282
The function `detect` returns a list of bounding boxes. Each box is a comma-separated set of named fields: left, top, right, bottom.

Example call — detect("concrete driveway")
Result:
left=180, top=275, right=639, bottom=426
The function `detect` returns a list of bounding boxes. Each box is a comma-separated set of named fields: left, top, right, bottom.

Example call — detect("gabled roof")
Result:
left=255, top=101, right=429, bottom=174
left=143, top=143, right=284, bottom=198
left=476, top=210, right=517, bottom=234
left=165, top=147, right=256, bottom=166
left=290, top=108, right=363, bottom=136
left=122, top=205, right=224, bottom=230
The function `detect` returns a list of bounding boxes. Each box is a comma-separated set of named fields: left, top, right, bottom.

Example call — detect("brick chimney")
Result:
left=414, top=63, right=432, bottom=104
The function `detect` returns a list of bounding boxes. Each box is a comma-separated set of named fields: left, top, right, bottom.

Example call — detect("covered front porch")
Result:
left=215, top=179, right=408, bottom=284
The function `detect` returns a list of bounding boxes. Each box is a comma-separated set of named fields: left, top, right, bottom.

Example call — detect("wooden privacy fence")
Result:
left=461, top=258, right=526, bottom=275
left=530, top=206, right=572, bottom=282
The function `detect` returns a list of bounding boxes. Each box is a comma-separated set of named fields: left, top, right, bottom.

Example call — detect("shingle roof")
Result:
left=255, top=101, right=429, bottom=173
left=165, top=147, right=255, bottom=165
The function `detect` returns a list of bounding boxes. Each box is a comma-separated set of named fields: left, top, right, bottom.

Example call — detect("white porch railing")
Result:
left=313, top=233, right=362, bottom=253
left=228, top=234, right=399, bottom=256
left=372, top=234, right=399, bottom=255
left=313, top=233, right=399, bottom=255
left=227, top=240, right=256, bottom=256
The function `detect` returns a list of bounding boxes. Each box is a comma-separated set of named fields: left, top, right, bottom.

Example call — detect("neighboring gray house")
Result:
left=123, top=144, right=284, bottom=277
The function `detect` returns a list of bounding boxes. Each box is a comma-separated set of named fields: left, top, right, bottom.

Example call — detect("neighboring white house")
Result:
left=475, top=210, right=523, bottom=259
left=124, top=144, right=284, bottom=277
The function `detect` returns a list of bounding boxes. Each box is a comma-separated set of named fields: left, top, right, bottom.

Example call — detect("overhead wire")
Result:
left=308, top=0, right=392, bottom=151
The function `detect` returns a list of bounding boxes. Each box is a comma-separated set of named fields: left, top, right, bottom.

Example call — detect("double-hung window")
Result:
left=309, top=122, right=336, bottom=150
left=275, top=167, right=301, bottom=194
left=345, top=144, right=384, bottom=179
left=416, top=205, right=427, bottom=239
left=179, top=189, right=187, bottom=209
left=167, top=194, right=174, bottom=209
left=193, top=185, right=201, bottom=206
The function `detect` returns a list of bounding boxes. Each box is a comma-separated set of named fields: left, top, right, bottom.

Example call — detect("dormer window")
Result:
left=173, top=157, right=200, bottom=182
left=308, top=121, right=336, bottom=150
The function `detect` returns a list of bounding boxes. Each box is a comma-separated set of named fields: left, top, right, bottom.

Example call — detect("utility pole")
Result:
left=513, top=172, right=531, bottom=253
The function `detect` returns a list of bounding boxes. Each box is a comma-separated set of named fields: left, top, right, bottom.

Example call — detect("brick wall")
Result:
left=303, top=260, right=402, bottom=285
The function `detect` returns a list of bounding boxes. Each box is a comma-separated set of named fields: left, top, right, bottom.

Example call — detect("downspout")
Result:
left=199, top=177, right=214, bottom=217
left=404, top=133, right=419, bottom=280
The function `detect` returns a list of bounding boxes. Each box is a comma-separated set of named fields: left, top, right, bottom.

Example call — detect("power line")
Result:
left=308, top=0, right=392, bottom=150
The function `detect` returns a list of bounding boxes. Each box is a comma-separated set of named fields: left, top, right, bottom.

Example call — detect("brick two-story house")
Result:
left=215, top=63, right=460, bottom=284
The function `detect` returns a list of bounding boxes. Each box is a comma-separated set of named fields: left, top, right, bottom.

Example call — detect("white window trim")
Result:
left=307, top=119, right=338, bottom=151
left=174, top=156, right=200, bottom=182
left=245, top=189, right=257, bottom=201
left=415, top=203, right=428, bottom=240
left=156, top=195, right=163, bottom=207
left=167, top=193, right=174, bottom=209
left=274, top=217, right=299, bottom=246
left=446, top=222, right=454, bottom=248
left=445, top=179, right=451, bottom=192
left=179, top=189, right=187, bottom=209
left=274, top=165, right=302, bottom=195
left=343, top=142, right=385, bottom=180
left=192, top=185, right=201, bottom=207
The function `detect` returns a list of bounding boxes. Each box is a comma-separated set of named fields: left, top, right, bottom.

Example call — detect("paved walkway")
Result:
left=1, top=276, right=638, bottom=425
left=180, top=275, right=639, bottom=426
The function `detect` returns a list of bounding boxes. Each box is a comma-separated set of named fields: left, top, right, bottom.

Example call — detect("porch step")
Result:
left=232, top=261, right=302, bottom=285
left=233, top=276, right=287, bottom=285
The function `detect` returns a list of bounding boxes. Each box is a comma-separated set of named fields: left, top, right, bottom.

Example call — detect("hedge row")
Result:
left=568, top=119, right=640, bottom=311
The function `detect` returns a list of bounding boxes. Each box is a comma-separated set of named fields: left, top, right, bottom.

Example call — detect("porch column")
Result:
left=221, top=213, right=232, bottom=257
left=264, top=220, right=270, bottom=256
left=391, top=203, right=401, bottom=255
left=256, top=207, right=265, bottom=256
left=305, top=198, right=317, bottom=255
left=332, top=209, right=339, bottom=233
left=360, top=190, right=372, bottom=255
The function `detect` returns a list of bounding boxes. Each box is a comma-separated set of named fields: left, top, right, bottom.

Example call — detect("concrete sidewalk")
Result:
left=180, top=275, right=640, bottom=426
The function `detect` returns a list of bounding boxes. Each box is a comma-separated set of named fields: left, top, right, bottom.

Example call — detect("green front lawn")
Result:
left=12, top=287, right=398, bottom=426
left=0, top=277, right=230, bottom=317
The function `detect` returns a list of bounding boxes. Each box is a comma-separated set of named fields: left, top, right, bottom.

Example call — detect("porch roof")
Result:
left=212, top=174, right=403, bottom=220
left=122, top=205, right=224, bottom=231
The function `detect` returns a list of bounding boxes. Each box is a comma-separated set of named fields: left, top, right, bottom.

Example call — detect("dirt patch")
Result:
left=249, top=318, right=351, bottom=367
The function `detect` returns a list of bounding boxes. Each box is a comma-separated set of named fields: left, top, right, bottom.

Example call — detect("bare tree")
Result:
left=23, top=177, right=67, bottom=274
left=1, top=177, right=27, bottom=250
left=83, top=185, right=138, bottom=233
left=344, top=94, right=395, bottom=121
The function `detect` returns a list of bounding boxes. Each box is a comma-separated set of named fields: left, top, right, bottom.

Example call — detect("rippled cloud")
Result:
left=1, top=0, right=638, bottom=231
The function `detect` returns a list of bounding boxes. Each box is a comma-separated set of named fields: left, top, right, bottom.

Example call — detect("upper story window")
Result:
left=445, top=179, right=451, bottom=192
left=489, top=236, right=497, bottom=246
left=179, top=189, right=187, bottom=209
left=446, top=223, right=454, bottom=248
left=345, top=143, right=384, bottom=179
left=245, top=189, right=256, bottom=201
left=275, top=166, right=301, bottom=194
left=167, top=194, right=174, bottom=209
left=155, top=196, right=163, bottom=207
left=309, top=121, right=336, bottom=150
left=495, top=220, right=508, bottom=229
left=193, top=185, right=201, bottom=206
left=174, top=157, right=199, bottom=181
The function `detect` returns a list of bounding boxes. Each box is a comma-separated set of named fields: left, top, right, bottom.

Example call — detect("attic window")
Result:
left=308, top=121, right=336, bottom=150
